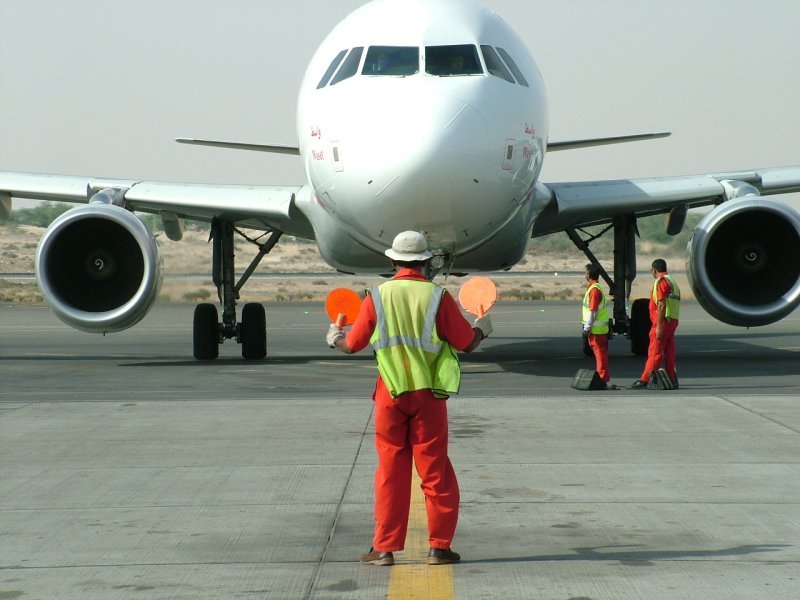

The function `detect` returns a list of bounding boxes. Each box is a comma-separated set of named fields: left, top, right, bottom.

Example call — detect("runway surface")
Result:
left=1, top=301, right=799, bottom=598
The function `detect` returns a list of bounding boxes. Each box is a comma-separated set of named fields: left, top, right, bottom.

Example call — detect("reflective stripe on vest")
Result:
left=370, top=280, right=460, bottom=398
left=371, top=283, right=444, bottom=354
left=582, top=282, right=609, bottom=335
left=652, top=274, right=681, bottom=320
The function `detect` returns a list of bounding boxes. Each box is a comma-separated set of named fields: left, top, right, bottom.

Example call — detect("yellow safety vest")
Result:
left=370, top=279, right=461, bottom=398
left=582, top=282, right=609, bottom=335
left=652, top=274, right=681, bottom=320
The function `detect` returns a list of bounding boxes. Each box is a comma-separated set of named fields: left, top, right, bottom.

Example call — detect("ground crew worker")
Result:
left=629, top=258, right=680, bottom=389
left=326, top=230, right=491, bottom=566
left=582, top=263, right=613, bottom=389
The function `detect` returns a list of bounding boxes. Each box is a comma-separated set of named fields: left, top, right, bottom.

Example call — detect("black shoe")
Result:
left=361, top=548, right=394, bottom=566
left=427, top=547, right=461, bottom=565
left=628, top=379, right=649, bottom=390
left=672, top=377, right=679, bottom=390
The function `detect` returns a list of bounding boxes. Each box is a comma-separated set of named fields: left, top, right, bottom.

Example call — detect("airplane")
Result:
left=2, top=0, right=800, bottom=360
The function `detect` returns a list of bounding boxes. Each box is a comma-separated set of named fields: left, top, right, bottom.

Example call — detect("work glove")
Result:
left=473, top=314, right=493, bottom=338
left=326, top=323, right=345, bottom=348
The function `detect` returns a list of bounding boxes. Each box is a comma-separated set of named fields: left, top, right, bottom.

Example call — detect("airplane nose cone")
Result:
left=331, top=83, right=504, bottom=245
left=349, top=90, right=488, bottom=178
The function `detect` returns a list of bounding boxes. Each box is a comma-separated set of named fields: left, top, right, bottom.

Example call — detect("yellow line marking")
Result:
left=387, top=462, right=455, bottom=599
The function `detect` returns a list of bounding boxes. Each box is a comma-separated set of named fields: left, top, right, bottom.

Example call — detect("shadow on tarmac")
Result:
left=464, top=331, right=800, bottom=383
left=465, top=543, right=791, bottom=564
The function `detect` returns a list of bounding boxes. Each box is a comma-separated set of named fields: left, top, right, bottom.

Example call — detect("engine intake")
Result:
left=36, top=204, right=163, bottom=333
left=686, top=198, right=800, bottom=326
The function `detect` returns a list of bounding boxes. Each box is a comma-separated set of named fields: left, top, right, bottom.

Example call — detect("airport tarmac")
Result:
left=1, top=300, right=799, bottom=599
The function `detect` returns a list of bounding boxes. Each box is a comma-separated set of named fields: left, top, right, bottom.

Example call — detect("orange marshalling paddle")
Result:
left=458, top=276, right=497, bottom=318
left=325, top=288, right=362, bottom=327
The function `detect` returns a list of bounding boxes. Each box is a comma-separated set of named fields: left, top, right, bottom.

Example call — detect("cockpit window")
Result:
left=317, top=49, right=348, bottom=89
left=362, top=46, right=419, bottom=76
left=480, top=45, right=515, bottom=84
left=330, top=47, right=364, bottom=86
left=496, top=47, right=529, bottom=87
left=425, top=44, right=483, bottom=76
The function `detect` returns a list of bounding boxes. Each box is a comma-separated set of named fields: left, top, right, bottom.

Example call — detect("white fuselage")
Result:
left=295, top=0, right=548, bottom=273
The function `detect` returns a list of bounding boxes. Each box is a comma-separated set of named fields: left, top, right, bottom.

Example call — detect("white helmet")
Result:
left=384, top=230, right=433, bottom=262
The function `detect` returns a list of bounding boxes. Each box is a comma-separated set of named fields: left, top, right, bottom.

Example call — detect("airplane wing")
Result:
left=546, top=131, right=671, bottom=152
left=0, top=168, right=326, bottom=357
left=534, top=166, right=800, bottom=235
left=175, top=138, right=301, bottom=155
left=0, top=170, right=312, bottom=238
left=531, top=164, right=800, bottom=338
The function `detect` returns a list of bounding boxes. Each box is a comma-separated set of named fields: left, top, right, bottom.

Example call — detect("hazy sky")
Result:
left=2, top=0, right=799, bottom=208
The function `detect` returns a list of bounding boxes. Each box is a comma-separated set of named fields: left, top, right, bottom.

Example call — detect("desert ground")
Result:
left=0, top=223, right=687, bottom=304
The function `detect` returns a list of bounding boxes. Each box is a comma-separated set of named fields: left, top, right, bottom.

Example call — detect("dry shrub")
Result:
left=0, top=279, right=43, bottom=303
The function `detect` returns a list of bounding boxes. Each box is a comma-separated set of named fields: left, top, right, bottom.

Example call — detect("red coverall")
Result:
left=640, top=276, right=679, bottom=382
left=345, top=268, right=476, bottom=552
left=585, top=281, right=610, bottom=383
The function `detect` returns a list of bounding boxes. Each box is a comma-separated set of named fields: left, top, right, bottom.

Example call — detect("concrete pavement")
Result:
left=1, top=301, right=799, bottom=598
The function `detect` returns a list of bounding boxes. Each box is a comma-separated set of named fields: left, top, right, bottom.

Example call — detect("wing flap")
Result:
left=760, top=167, right=800, bottom=190
left=124, top=181, right=309, bottom=235
left=540, top=175, right=723, bottom=233
left=709, top=167, right=800, bottom=193
left=536, top=165, right=800, bottom=235
left=0, top=170, right=312, bottom=238
left=0, top=171, right=138, bottom=203
left=553, top=175, right=722, bottom=209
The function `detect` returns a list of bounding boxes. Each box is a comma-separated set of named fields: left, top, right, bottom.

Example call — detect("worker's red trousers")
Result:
left=587, top=332, right=610, bottom=382
left=371, top=382, right=459, bottom=552
left=641, top=319, right=679, bottom=382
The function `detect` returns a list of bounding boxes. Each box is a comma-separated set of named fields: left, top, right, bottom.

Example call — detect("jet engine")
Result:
left=686, top=197, right=800, bottom=326
left=35, top=203, right=163, bottom=333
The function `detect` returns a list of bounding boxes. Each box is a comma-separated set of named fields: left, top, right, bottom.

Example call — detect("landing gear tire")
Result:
left=241, top=302, right=267, bottom=360
left=629, top=297, right=650, bottom=356
left=194, top=303, right=219, bottom=360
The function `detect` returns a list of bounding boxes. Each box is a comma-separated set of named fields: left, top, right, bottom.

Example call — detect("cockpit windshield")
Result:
left=425, top=45, right=483, bottom=76
left=317, top=43, right=529, bottom=88
left=330, top=47, right=363, bottom=85
left=480, top=45, right=515, bottom=84
left=496, top=47, right=529, bottom=87
left=362, top=46, right=419, bottom=76
left=317, top=49, right=348, bottom=89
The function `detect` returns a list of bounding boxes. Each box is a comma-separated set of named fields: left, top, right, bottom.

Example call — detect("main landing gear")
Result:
left=566, top=215, right=650, bottom=356
left=192, top=218, right=282, bottom=360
